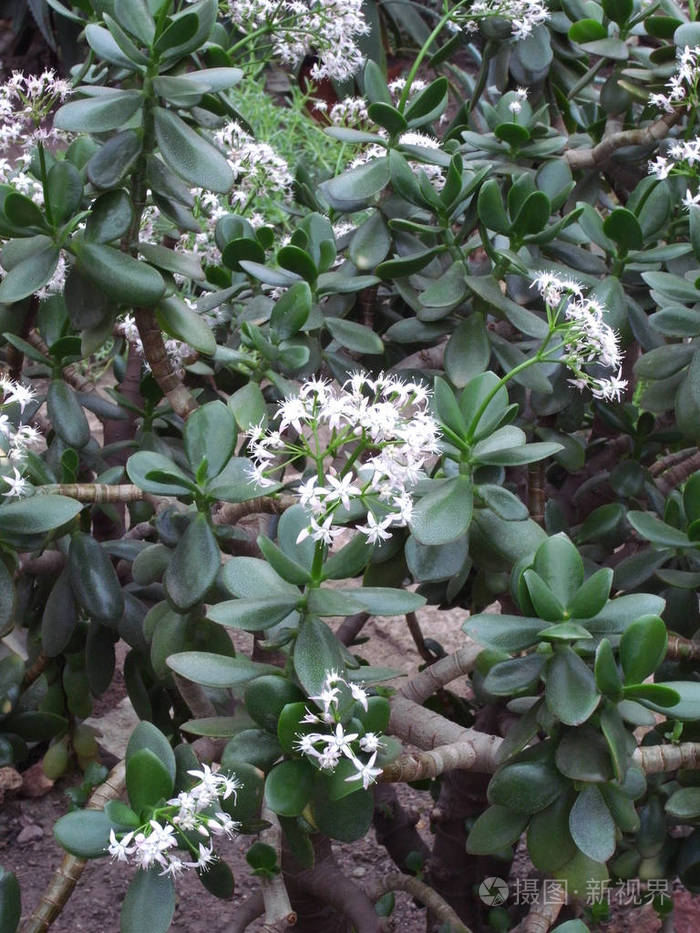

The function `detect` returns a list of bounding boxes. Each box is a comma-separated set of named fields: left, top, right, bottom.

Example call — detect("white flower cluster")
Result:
left=227, top=0, right=369, bottom=82
left=327, top=79, right=445, bottom=189
left=248, top=373, right=440, bottom=545
left=1, top=378, right=41, bottom=499
left=649, top=45, right=700, bottom=113
left=212, top=121, right=293, bottom=210
left=452, top=0, right=549, bottom=41
left=0, top=70, right=72, bottom=151
left=507, top=87, right=529, bottom=115
left=0, top=155, right=44, bottom=206
left=295, top=671, right=383, bottom=790
left=328, top=79, right=428, bottom=128
left=107, top=764, right=241, bottom=878
left=648, top=136, right=700, bottom=209
left=532, top=272, right=627, bottom=401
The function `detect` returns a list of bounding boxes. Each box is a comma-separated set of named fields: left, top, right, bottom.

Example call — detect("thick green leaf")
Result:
left=666, top=787, right=700, bottom=820
left=54, top=809, right=122, bottom=858
left=120, top=868, right=175, bottom=933
left=546, top=646, right=599, bottom=726
left=555, top=728, right=614, bottom=783
left=220, top=556, right=299, bottom=599
left=294, top=615, right=344, bottom=696
left=156, top=295, right=216, bottom=355
left=223, top=729, right=282, bottom=773
left=311, top=781, right=374, bottom=842
left=594, top=639, right=622, bottom=699
left=126, top=747, right=174, bottom=813
left=164, top=514, right=219, bottom=611
left=567, top=568, right=613, bottom=619
left=603, top=208, right=643, bottom=252
left=87, top=130, right=142, bottom=190
left=319, top=157, right=390, bottom=211
left=207, top=596, right=299, bottom=631
left=444, top=314, right=490, bottom=387
left=167, top=652, right=277, bottom=687
left=533, top=534, right=584, bottom=607
left=326, top=317, right=383, bottom=354
left=340, top=587, right=426, bottom=615
left=46, top=161, right=83, bottom=225
left=265, top=759, right=314, bottom=816
left=54, top=91, right=142, bottom=132
left=126, top=721, right=176, bottom=781
left=0, top=867, right=20, bottom=933
left=410, top=476, right=473, bottom=545
left=184, top=400, right=237, bottom=478
left=85, top=189, right=134, bottom=243
left=483, top=654, right=546, bottom=696
left=627, top=511, right=690, bottom=548
left=488, top=747, right=566, bottom=814
left=619, top=614, right=667, bottom=684
left=466, top=805, right=529, bottom=854
left=569, top=786, right=616, bottom=862
left=47, top=380, right=90, bottom=449
left=74, top=241, right=164, bottom=306
left=69, top=532, right=125, bottom=622
left=464, top=614, right=546, bottom=652
left=126, top=451, right=195, bottom=495
left=0, top=494, right=81, bottom=536
left=270, top=282, right=312, bottom=341
left=154, top=107, right=233, bottom=193
left=528, top=794, right=577, bottom=872
left=0, top=245, right=59, bottom=303
left=348, top=211, right=391, bottom=270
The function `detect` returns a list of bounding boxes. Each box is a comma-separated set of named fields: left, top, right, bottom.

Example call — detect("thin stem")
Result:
left=37, top=143, right=54, bottom=229
left=464, top=352, right=545, bottom=444
left=397, top=0, right=471, bottom=112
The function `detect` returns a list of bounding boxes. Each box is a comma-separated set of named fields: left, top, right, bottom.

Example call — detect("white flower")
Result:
left=1, top=467, right=30, bottom=498
left=345, top=751, right=382, bottom=790
left=349, top=682, right=369, bottom=712
left=191, top=842, right=217, bottom=872
left=2, top=381, right=35, bottom=412
left=359, top=733, right=383, bottom=753
left=107, top=829, right=134, bottom=862
left=356, top=511, right=393, bottom=545
left=683, top=188, right=700, bottom=210
left=160, top=857, right=187, bottom=877
left=327, top=722, right=359, bottom=757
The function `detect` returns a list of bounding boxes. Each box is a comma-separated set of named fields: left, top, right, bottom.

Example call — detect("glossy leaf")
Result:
left=120, top=868, right=175, bottom=933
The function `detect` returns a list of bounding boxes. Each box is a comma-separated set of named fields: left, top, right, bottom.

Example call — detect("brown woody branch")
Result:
left=400, top=642, right=482, bottom=705
left=379, top=742, right=478, bottom=782
left=25, top=331, right=92, bottom=393
left=212, top=495, right=296, bottom=526
left=656, top=450, right=700, bottom=496
left=565, top=110, right=681, bottom=170
left=666, top=636, right=700, bottom=663
left=511, top=882, right=566, bottom=933
left=36, top=483, right=154, bottom=504
left=650, top=447, right=698, bottom=477
left=634, top=742, right=700, bottom=774
left=133, top=308, right=198, bottom=420
left=367, top=872, right=471, bottom=932
left=388, top=695, right=503, bottom=773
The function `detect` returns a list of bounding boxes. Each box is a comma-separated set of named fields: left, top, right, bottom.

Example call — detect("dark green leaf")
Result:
left=154, top=107, right=232, bottom=193
left=120, top=868, right=175, bottom=933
